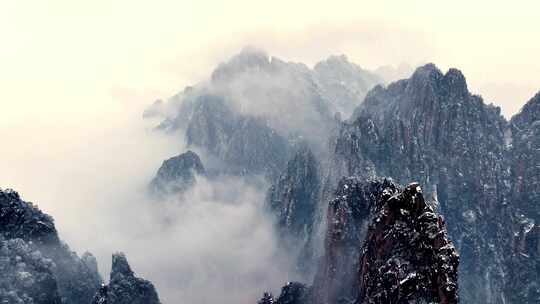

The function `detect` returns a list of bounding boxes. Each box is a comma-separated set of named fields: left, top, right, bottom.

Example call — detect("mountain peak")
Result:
left=444, top=68, right=468, bottom=92
left=411, top=63, right=443, bottom=82
left=211, top=47, right=270, bottom=82
left=149, top=150, right=206, bottom=197
left=111, top=252, right=134, bottom=278
left=357, top=180, right=459, bottom=304
left=94, top=253, right=161, bottom=304
left=0, top=187, right=59, bottom=245
left=410, top=64, right=469, bottom=95
left=511, top=90, right=540, bottom=128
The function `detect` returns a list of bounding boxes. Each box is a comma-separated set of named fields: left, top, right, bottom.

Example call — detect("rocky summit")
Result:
left=262, top=179, right=459, bottom=304
left=262, top=63, right=539, bottom=303
left=357, top=182, right=459, bottom=304
left=149, top=150, right=206, bottom=196
left=323, top=64, right=511, bottom=303
left=91, top=253, right=161, bottom=304
left=311, top=178, right=399, bottom=304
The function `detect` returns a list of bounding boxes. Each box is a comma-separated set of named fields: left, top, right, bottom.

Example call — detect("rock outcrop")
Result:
left=149, top=150, right=206, bottom=196
left=257, top=282, right=309, bottom=304
left=357, top=182, right=459, bottom=304
left=325, top=64, right=510, bottom=303
left=91, top=253, right=161, bottom=304
left=312, top=178, right=398, bottom=304
left=267, top=179, right=458, bottom=304
left=266, top=145, right=320, bottom=240
left=505, top=91, right=540, bottom=303
left=509, top=91, right=540, bottom=223
left=0, top=188, right=102, bottom=304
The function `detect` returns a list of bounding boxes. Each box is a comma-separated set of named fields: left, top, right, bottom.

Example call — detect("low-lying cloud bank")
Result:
left=0, top=98, right=299, bottom=303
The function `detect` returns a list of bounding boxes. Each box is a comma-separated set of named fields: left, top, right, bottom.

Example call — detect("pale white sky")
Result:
left=1, top=0, right=539, bottom=124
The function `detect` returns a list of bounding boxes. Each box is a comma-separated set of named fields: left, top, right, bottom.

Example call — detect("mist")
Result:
left=0, top=94, right=300, bottom=303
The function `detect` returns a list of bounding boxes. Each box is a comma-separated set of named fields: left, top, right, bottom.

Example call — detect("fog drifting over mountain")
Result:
left=1, top=2, right=539, bottom=303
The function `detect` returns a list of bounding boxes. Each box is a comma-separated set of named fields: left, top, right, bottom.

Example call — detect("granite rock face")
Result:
left=0, top=188, right=102, bottom=304
left=91, top=253, right=161, bottom=304
left=224, top=116, right=290, bottom=178
left=149, top=150, right=206, bottom=196
left=505, top=91, right=540, bottom=304
left=266, top=179, right=458, bottom=304
left=265, top=144, right=321, bottom=273
left=506, top=223, right=540, bottom=303
left=185, top=94, right=290, bottom=179
left=311, top=178, right=398, bottom=304
left=510, top=91, right=540, bottom=223
left=326, top=64, right=510, bottom=303
left=266, top=145, right=320, bottom=240
left=186, top=94, right=237, bottom=159
left=357, top=182, right=459, bottom=304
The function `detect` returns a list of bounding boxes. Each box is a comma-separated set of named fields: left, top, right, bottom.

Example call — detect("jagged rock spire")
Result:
left=92, top=253, right=161, bottom=304
left=111, top=252, right=134, bottom=278
left=357, top=182, right=459, bottom=304
left=149, top=150, right=206, bottom=197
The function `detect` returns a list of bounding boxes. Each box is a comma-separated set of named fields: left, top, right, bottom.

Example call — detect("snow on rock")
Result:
left=91, top=252, right=161, bottom=304
left=0, top=188, right=102, bottom=304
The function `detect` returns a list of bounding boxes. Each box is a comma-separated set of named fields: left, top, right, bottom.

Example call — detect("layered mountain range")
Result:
left=269, top=65, right=539, bottom=304
left=146, top=50, right=538, bottom=303
left=2, top=49, right=538, bottom=303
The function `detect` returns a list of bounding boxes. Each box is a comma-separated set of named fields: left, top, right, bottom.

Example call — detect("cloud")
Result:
left=0, top=94, right=300, bottom=303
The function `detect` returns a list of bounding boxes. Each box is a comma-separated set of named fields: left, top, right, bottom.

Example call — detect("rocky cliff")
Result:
left=509, top=91, right=540, bottom=223
left=263, top=179, right=459, bottom=304
left=357, top=182, right=459, bottom=304
left=266, top=145, right=320, bottom=240
left=91, top=253, right=161, bottom=304
left=0, top=188, right=102, bottom=304
left=325, top=64, right=510, bottom=303
left=311, top=178, right=398, bottom=304
left=505, top=91, right=540, bottom=303
left=185, top=94, right=290, bottom=179
left=149, top=150, right=206, bottom=196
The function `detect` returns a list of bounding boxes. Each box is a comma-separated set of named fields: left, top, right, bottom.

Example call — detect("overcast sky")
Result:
left=1, top=1, right=539, bottom=125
